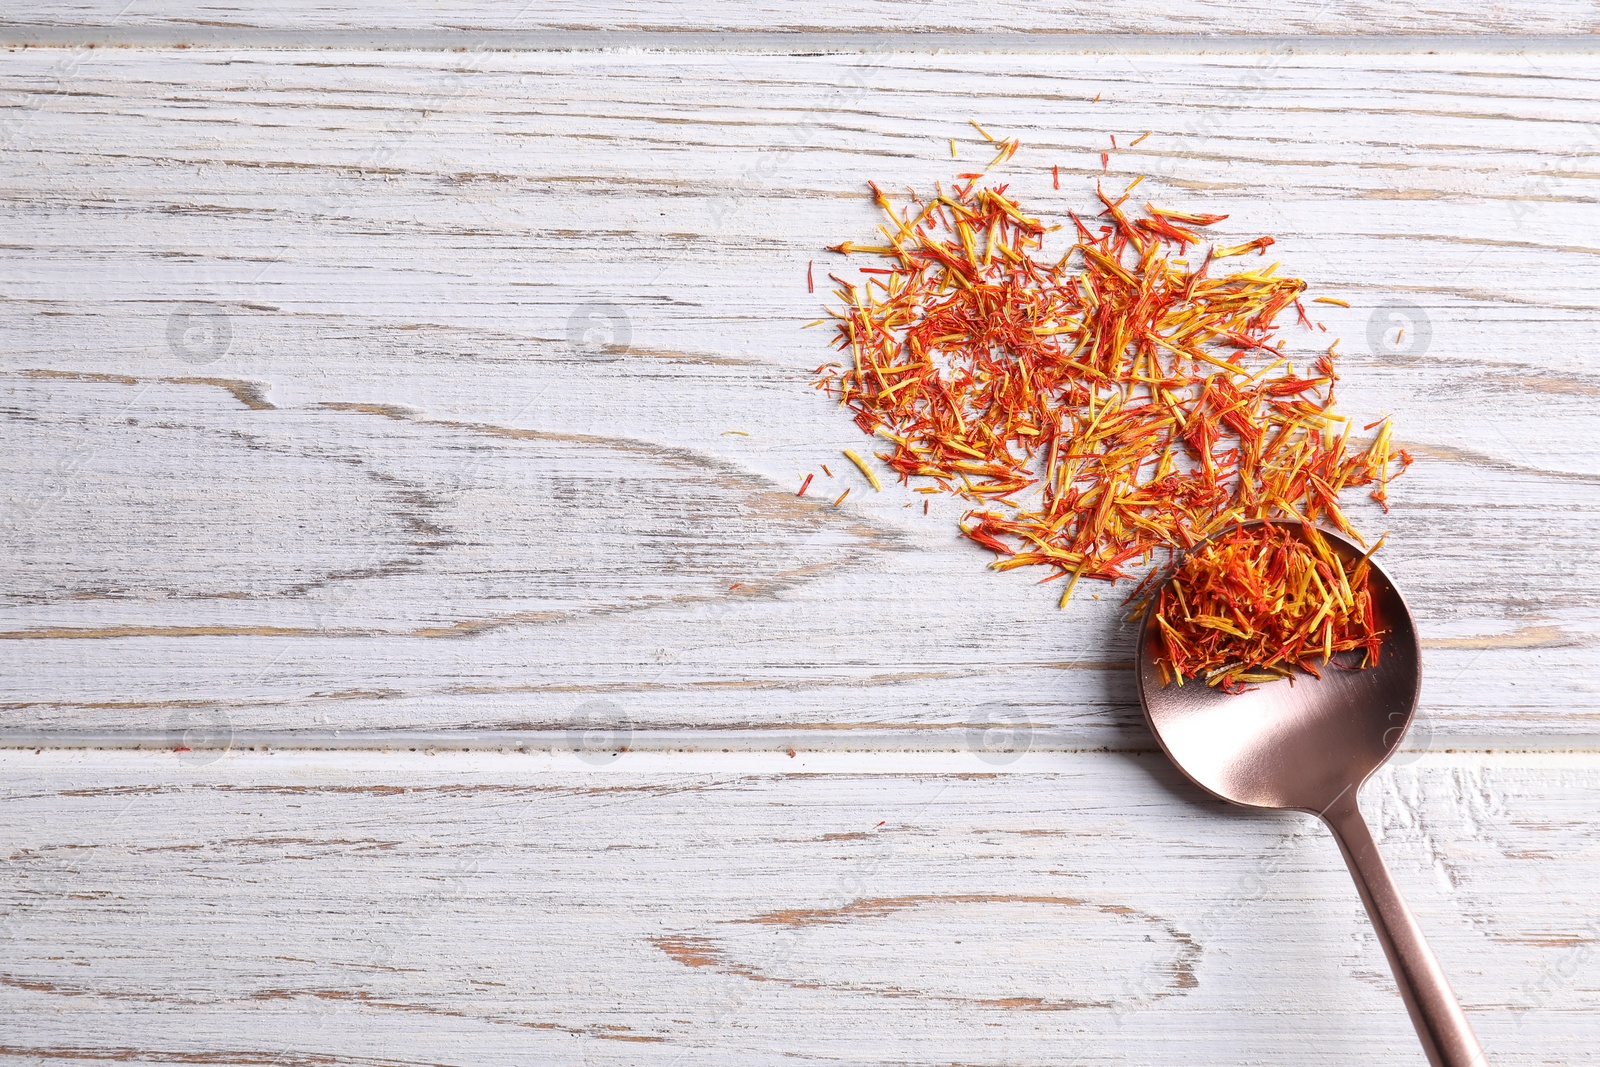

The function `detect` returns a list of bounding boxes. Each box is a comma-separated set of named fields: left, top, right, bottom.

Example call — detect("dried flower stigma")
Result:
left=1152, top=522, right=1386, bottom=694
left=843, top=449, right=883, bottom=491
left=813, top=142, right=1411, bottom=691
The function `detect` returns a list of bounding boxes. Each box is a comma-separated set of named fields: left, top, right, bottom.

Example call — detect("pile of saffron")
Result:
left=1153, top=523, right=1385, bottom=693
left=814, top=138, right=1411, bottom=688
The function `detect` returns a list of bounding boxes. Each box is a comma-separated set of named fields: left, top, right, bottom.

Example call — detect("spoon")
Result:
left=1135, top=521, right=1487, bottom=1067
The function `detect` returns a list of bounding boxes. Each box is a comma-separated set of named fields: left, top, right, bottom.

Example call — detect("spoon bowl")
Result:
left=1135, top=521, right=1421, bottom=812
left=1136, top=521, right=1487, bottom=1067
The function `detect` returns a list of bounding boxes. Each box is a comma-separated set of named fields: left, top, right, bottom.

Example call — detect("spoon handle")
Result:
left=1320, top=789, right=1488, bottom=1067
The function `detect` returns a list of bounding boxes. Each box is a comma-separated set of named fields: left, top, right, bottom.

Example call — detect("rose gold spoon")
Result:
left=1135, top=521, right=1487, bottom=1067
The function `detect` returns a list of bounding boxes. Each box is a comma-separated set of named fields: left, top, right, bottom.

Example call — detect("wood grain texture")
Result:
left=2, top=30, right=1595, bottom=1067
left=3, top=49, right=1599, bottom=742
left=1, top=748, right=1595, bottom=1066
left=4, top=1, right=1600, bottom=39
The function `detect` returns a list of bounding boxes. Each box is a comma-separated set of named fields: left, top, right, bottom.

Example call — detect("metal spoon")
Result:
left=1134, top=521, right=1487, bottom=1067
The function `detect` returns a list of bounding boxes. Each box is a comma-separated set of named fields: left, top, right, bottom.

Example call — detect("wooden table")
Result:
left=2, top=6, right=1597, bottom=1064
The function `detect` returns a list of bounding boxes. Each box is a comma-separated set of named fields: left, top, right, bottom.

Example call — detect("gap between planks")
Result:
left=3, top=29, right=1600, bottom=53
left=2, top=746, right=1598, bottom=774
left=2, top=730, right=1598, bottom=758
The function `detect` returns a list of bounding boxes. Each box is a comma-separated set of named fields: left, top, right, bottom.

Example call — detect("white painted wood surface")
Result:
left=2, top=49, right=1598, bottom=742
left=4, top=1, right=1600, bottom=38
left=1, top=23, right=1597, bottom=1067
left=2, top=749, right=1598, bottom=1066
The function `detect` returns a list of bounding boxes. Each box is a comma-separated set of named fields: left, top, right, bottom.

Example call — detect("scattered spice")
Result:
left=798, top=472, right=814, bottom=496
left=1363, top=417, right=1400, bottom=509
left=813, top=141, right=1411, bottom=639
left=721, top=430, right=750, bottom=436
left=1153, top=522, right=1385, bottom=693
left=1100, top=152, right=1109, bottom=171
left=843, top=448, right=883, bottom=490
left=808, top=260, right=814, bottom=293
left=987, top=139, right=1020, bottom=169
left=1130, top=131, right=1152, bottom=147
left=1312, top=296, right=1349, bottom=307
left=821, top=463, right=834, bottom=478
left=834, top=487, right=851, bottom=507
left=1213, top=236, right=1275, bottom=258
left=1053, top=165, right=1060, bottom=190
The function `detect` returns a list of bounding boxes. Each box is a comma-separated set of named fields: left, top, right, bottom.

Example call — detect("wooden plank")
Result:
left=1, top=50, right=1598, bottom=740
left=3, top=2, right=1599, bottom=39
left=0, top=748, right=1595, bottom=1065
